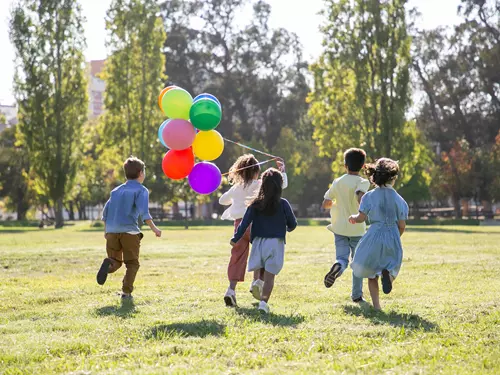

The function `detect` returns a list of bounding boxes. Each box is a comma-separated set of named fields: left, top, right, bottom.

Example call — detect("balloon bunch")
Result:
left=157, top=86, right=224, bottom=195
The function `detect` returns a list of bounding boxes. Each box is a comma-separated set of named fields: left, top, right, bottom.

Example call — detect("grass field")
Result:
left=0, top=224, right=499, bottom=374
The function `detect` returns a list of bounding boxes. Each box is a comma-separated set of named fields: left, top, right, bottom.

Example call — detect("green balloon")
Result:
left=161, top=88, right=193, bottom=120
left=189, top=98, right=222, bottom=131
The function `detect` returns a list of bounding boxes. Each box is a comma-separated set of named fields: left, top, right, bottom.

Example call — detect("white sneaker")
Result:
left=250, top=279, right=264, bottom=301
left=258, top=301, right=270, bottom=314
left=224, top=288, right=237, bottom=307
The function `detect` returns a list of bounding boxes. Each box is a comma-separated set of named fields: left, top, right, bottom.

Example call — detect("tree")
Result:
left=413, top=4, right=500, bottom=216
left=0, top=123, right=32, bottom=221
left=309, top=0, right=424, bottom=190
left=102, top=0, right=166, bottom=167
left=162, top=0, right=309, bottom=171
left=10, top=0, right=88, bottom=227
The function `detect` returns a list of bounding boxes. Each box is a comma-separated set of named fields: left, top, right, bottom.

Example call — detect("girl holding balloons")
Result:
left=219, top=154, right=287, bottom=307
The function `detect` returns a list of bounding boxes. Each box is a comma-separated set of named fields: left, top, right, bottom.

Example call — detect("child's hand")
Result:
left=153, top=227, right=162, bottom=237
left=348, top=215, right=357, bottom=224
left=276, top=158, right=285, bottom=172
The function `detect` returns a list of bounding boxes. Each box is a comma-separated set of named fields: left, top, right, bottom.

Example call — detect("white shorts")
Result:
left=247, top=237, right=285, bottom=275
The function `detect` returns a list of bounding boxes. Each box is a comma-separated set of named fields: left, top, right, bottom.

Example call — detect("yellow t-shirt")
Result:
left=324, top=174, right=370, bottom=237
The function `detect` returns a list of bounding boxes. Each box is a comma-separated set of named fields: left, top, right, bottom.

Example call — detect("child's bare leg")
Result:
left=261, top=271, right=276, bottom=303
left=368, top=277, right=381, bottom=310
left=254, top=269, right=264, bottom=281
left=229, top=280, right=238, bottom=290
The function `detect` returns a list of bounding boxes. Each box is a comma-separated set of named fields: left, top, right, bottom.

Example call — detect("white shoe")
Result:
left=224, top=288, right=237, bottom=307
left=258, top=301, right=270, bottom=314
left=250, top=279, right=264, bottom=301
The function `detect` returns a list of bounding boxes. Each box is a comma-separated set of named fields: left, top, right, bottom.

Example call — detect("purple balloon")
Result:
left=188, top=162, right=222, bottom=195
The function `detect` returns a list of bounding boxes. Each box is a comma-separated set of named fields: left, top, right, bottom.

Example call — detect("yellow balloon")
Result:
left=193, top=130, right=224, bottom=161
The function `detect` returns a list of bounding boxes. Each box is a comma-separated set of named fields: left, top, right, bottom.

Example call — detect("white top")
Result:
left=219, top=173, right=288, bottom=220
left=324, top=174, right=370, bottom=237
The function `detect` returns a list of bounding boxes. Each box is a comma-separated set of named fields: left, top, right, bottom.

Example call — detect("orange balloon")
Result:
left=158, top=86, right=177, bottom=111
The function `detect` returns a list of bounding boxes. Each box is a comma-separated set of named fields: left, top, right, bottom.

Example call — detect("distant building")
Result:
left=87, top=60, right=106, bottom=119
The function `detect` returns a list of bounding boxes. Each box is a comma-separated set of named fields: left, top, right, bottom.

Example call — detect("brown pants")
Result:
left=227, top=219, right=251, bottom=282
left=105, top=233, right=143, bottom=294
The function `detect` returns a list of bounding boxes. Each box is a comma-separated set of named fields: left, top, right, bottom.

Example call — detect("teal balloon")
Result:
left=193, top=93, right=221, bottom=108
left=189, top=98, right=222, bottom=131
left=158, top=120, right=170, bottom=148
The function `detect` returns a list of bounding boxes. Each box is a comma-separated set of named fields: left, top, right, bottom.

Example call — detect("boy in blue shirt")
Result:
left=97, top=157, right=161, bottom=299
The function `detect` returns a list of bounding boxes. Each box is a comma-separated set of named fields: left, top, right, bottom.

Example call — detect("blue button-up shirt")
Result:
left=102, top=180, right=153, bottom=233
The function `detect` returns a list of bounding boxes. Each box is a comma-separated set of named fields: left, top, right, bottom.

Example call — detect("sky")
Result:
left=0, top=0, right=462, bottom=105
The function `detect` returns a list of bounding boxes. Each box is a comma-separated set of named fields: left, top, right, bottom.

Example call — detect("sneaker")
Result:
left=250, top=279, right=264, bottom=301
left=324, top=262, right=342, bottom=288
left=96, top=258, right=112, bottom=285
left=352, top=297, right=367, bottom=303
left=258, top=301, right=270, bottom=314
left=224, top=289, right=237, bottom=307
left=120, top=292, right=133, bottom=300
left=381, top=269, right=393, bottom=294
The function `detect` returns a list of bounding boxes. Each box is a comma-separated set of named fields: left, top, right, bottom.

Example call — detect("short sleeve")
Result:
left=397, top=198, right=409, bottom=221
left=359, top=194, right=371, bottom=215
left=324, top=180, right=337, bottom=200
left=356, top=179, right=370, bottom=194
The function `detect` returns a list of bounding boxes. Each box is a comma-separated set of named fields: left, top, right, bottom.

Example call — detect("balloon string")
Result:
left=221, top=158, right=279, bottom=177
left=223, top=138, right=278, bottom=159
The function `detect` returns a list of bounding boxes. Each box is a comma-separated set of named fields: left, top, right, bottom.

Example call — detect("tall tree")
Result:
left=10, top=0, right=88, bottom=227
left=309, top=0, right=415, bottom=168
left=103, top=0, right=166, bottom=167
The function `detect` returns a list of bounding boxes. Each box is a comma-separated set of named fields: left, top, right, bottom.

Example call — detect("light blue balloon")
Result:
left=193, top=93, right=221, bottom=108
left=158, top=120, right=170, bottom=148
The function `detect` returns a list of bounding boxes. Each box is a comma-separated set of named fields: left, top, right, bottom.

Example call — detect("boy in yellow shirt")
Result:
left=322, top=148, right=370, bottom=302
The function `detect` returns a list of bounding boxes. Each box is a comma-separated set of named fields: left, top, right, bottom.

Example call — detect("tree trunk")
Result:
left=452, top=194, right=461, bottom=220
left=461, top=199, right=469, bottom=218
left=482, top=200, right=493, bottom=219
left=55, top=198, right=64, bottom=228
left=67, top=201, right=75, bottom=221
left=16, top=186, right=29, bottom=221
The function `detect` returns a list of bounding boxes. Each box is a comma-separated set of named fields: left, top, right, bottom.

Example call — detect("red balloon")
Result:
left=162, top=148, right=194, bottom=180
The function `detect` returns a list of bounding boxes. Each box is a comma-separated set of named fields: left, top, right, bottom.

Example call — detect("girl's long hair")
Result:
left=250, top=168, right=283, bottom=215
left=365, top=158, right=400, bottom=186
left=228, top=154, right=260, bottom=187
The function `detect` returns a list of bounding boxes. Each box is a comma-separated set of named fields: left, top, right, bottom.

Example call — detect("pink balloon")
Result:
left=161, top=119, right=196, bottom=150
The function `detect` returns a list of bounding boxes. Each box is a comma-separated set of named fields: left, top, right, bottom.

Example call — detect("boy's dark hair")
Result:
left=365, top=158, right=399, bottom=186
left=123, top=157, right=145, bottom=180
left=251, top=168, right=283, bottom=216
left=344, top=148, right=366, bottom=172
left=229, top=154, right=260, bottom=187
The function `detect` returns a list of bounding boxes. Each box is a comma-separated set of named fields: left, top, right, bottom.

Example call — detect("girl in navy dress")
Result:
left=348, top=158, right=408, bottom=310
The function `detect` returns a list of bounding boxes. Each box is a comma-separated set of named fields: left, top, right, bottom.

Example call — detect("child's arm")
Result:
left=276, top=159, right=288, bottom=189
left=322, top=199, right=333, bottom=209
left=145, top=219, right=161, bottom=237
left=284, top=200, right=297, bottom=232
left=230, top=206, right=254, bottom=245
left=355, top=191, right=365, bottom=204
left=349, top=211, right=367, bottom=224
left=138, top=189, right=161, bottom=237
left=398, top=220, right=406, bottom=236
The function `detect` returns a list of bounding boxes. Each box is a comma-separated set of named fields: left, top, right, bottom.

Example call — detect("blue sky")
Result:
left=0, top=0, right=462, bottom=104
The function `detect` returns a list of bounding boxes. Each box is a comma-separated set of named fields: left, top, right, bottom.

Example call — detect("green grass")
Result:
left=0, top=224, right=499, bottom=374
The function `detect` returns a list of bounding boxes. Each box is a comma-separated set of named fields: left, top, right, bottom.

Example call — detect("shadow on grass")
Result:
left=406, top=227, right=496, bottom=234
left=235, top=306, right=305, bottom=327
left=95, top=299, right=137, bottom=319
left=343, top=305, right=438, bottom=332
left=146, top=320, right=226, bottom=339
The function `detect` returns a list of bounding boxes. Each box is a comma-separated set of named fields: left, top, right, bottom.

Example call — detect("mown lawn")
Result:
left=0, top=224, right=499, bottom=374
